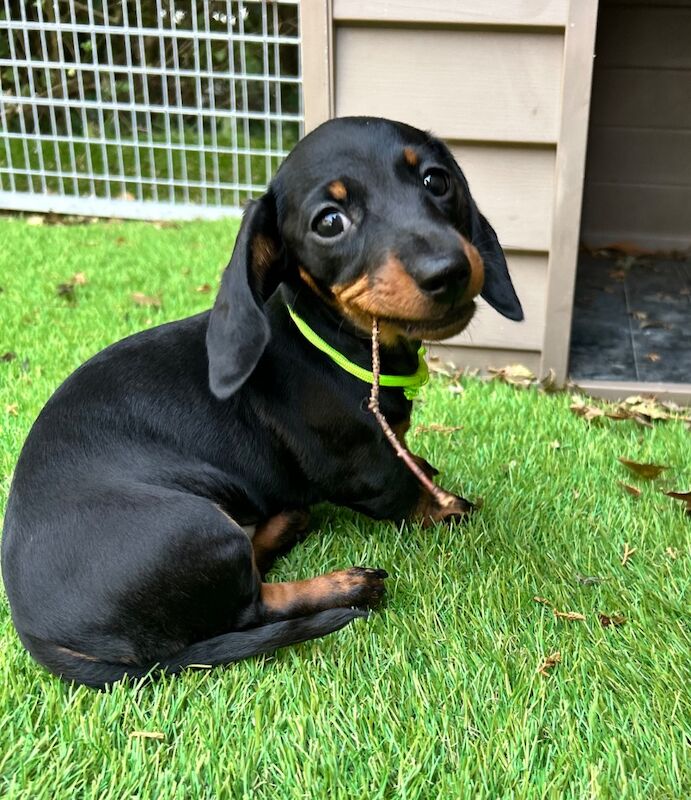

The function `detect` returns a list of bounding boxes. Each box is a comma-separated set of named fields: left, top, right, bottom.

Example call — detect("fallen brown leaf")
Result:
left=539, top=369, right=560, bottom=393
left=488, top=364, right=535, bottom=388
left=664, top=490, right=691, bottom=516
left=1, top=351, right=17, bottom=362
left=72, top=272, right=88, bottom=285
left=575, top=573, right=606, bottom=586
left=570, top=397, right=605, bottom=421
left=623, top=401, right=668, bottom=422
left=537, top=651, right=561, bottom=677
left=195, top=283, right=212, bottom=294
left=56, top=282, right=77, bottom=303
left=618, top=458, right=669, bottom=479
left=645, top=352, right=661, bottom=363
left=621, top=542, right=637, bottom=567
left=131, top=292, right=162, bottom=308
left=640, top=320, right=671, bottom=330
left=665, top=547, right=678, bottom=560
left=553, top=609, right=586, bottom=622
left=532, top=596, right=552, bottom=606
left=129, top=730, right=165, bottom=740
left=618, top=482, right=642, bottom=498
left=414, top=423, right=464, bottom=434
left=6, top=403, right=19, bottom=416
left=598, top=613, right=625, bottom=628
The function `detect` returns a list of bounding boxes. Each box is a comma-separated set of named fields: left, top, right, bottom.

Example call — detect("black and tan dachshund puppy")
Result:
left=2, top=117, right=522, bottom=688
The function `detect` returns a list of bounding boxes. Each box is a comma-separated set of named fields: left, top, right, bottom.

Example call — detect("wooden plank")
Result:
left=332, top=0, right=569, bottom=27
left=580, top=183, right=691, bottom=251
left=590, top=68, right=691, bottom=130
left=585, top=128, right=691, bottom=188
left=451, top=144, right=555, bottom=252
left=300, top=0, right=334, bottom=133
left=540, top=0, right=599, bottom=382
left=334, top=27, right=564, bottom=143
left=427, top=344, right=541, bottom=375
left=444, top=254, right=547, bottom=351
left=595, top=5, right=691, bottom=70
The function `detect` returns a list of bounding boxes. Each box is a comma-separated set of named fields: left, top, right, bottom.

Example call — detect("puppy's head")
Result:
left=207, top=117, right=523, bottom=399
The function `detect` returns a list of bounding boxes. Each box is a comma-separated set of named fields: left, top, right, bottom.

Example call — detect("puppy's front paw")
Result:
left=333, top=567, right=388, bottom=610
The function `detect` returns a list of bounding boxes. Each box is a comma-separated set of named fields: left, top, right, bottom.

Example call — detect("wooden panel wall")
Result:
left=334, top=28, right=564, bottom=143
left=580, top=0, right=691, bottom=250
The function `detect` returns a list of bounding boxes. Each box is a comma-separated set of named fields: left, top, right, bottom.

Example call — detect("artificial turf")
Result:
left=0, top=216, right=689, bottom=799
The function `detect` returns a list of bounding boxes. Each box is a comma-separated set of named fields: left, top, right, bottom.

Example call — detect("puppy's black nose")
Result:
left=416, top=255, right=470, bottom=304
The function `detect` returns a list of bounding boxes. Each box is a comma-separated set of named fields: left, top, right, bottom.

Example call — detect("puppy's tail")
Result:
left=22, top=608, right=366, bottom=690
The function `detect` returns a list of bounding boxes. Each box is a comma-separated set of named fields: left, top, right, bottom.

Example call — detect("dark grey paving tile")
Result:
left=569, top=254, right=691, bottom=383
left=569, top=253, right=636, bottom=380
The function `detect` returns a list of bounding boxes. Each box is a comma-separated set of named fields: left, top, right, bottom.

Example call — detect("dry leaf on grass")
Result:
left=570, top=394, right=689, bottom=428
left=129, top=730, right=165, bottom=740
left=664, top=490, right=691, bottom=516
left=540, top=369, right=560, bottom=393
left=575, top=573, right=606, bottom=586
left=427, top=357, right=461, bottom=381
left=553, top=609, right=586, bottom=622
left=131, top=292, right=162, bottom=308
left=56, top=273, right=88, bottom=304
left=665, top=547, right=678, bottom=560
left=537, top=651, right=561, bottom=677
left=1, top=351, right=17, bottom=362
left=619, top=482, right=642, bottom=498
left=618, top=458, right=669, bottom=480
left=598, top=613, right=625, bottom=628
left=5, top=403, right=19, bottom=416
left=195, top=283, right=212, bottom=294
left=621, top=542, right=637, bottom=567
left=488, top=364, right=535, bottom=388
left=414, top=423, right=464, bottom=434
left=533, top=596, right=552, bottom=606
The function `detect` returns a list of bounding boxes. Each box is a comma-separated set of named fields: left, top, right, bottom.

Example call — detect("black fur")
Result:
left=1, top=117, right=522, bottom=688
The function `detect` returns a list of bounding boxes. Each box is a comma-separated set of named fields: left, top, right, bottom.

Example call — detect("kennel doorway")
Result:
left=569, top=0, right=691, bottom=396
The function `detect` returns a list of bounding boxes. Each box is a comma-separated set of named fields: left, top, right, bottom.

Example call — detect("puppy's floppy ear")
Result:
left=469, top=205, right=524, bottom=322
left=445, top=148, right=524, bottom=321
left=206, top=191, right=284, bottom=399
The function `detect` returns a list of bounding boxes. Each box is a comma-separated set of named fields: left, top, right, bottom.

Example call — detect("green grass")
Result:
left=1, top=217, right=689, bottom=799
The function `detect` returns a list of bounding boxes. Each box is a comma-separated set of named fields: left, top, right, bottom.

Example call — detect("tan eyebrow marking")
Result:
left=328, top=180, right=347, bottom=201
left=403, top=147, right=419, bottom=167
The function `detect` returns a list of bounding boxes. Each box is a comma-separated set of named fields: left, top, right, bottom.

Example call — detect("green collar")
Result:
left=287, top=306, right=429, bottom=399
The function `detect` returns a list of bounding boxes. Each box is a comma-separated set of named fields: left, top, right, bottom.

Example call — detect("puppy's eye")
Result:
left=423, top=168, right=450, bottom=197
left=312, top=208, right=351, bottom=238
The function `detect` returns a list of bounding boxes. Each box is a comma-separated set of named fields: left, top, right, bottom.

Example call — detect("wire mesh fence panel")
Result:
left=0, top=0, right=302, bottom=219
